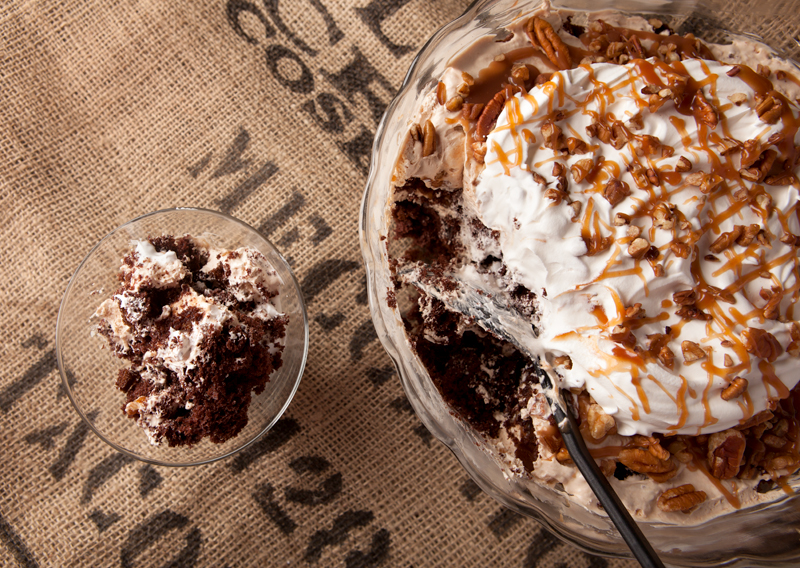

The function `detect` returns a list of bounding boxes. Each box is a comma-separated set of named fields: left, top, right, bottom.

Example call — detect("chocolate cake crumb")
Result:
left=94, top=235, right=288, bottom=447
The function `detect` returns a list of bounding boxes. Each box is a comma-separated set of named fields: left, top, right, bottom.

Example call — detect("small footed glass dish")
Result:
left=360, top=0, right=800, bottom=566
left=57, top=208, right=308, bottom=467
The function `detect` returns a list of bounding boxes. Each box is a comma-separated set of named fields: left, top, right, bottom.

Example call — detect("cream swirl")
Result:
left=476, top=59, right=800, bottom=436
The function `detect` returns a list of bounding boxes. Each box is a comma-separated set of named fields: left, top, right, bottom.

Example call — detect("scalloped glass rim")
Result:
left=359, top=1, right=800, bottom=565
left=57, top=207, right=308, bottom=467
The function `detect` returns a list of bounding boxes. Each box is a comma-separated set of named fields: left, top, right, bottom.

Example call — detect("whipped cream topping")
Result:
left=476, top=59, right=800, bottom=436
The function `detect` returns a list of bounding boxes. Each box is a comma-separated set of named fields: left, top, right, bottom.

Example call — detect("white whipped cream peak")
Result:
left=477, top=58, right=800, bottom=436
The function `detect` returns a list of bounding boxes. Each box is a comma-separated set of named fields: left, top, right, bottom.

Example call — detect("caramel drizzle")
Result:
left=477, top=20, right=800, bottom=426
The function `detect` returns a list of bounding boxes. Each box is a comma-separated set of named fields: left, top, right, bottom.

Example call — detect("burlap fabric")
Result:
left=1, top=0, right=797, bottom=566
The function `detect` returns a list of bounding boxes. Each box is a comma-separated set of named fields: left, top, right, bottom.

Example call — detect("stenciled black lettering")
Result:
left=0, top=349, right=55, bottom=413
left=355, top=0, right=415, bottom=57
left=277, top=226, right=301, bottom=248
left=214, top=159, right=280, bottom=214
left=522, top=528, right=561, bottom=568
left=337, top=125, right=374, bottom=175
left=365, top=366, right=393, bottom=387
left=187, top=151, right=213, bottom=178
left=309, top=214, right=332, bottom=245
left=227, top=0, right=276, bottom=44
left=253, top=483, right=297, bottom=535
left=300, top=259, right=360, bottom=304
left=257, top=189, right=305, bottom=237
left=301, top=92, right=353, bottom=134
left=89, top=509, right=121, bottom=533
left=49, top=411, right=98, bottom=481
left=82, top=453, right=136, bottom=504
left=261, top=0, right=343, bottom=55
left=212, top=127, right=252, bottom=178
left=304, top=510, right=374, bottom=562
left=230, top=417, right=300, bottom=472
left=348, top=318, right=378, bottom=362
left=23, top=421, right=68, bottom=450
left=488, top=508, right=522, bottom=538
left=120, top=510, right=201, bottom=568
left=284, top=456, right=342, bottom=506
left=314, top=312, right=345, bottom=331
left=139, top=464, right=163, bottom=498
left=323, top=47, right=393, bottom=124
left=459, top=478, right=482, bottom=502
left=0, top=511, right=39, bottom=568
left=265, top=43, right=314, bottom=93
left=344, top=528, right=390, bottom=568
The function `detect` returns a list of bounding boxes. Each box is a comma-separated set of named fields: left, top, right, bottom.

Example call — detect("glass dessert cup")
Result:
left=359, top=0, right=800, bottom=565
left=57, top=208, right=308, bottom=467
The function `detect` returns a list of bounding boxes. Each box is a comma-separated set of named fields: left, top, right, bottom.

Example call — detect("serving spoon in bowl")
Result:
left=397, top=263, right=665, bottom=568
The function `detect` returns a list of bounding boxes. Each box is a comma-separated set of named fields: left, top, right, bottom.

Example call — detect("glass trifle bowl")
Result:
left=57, top=208, right=308, bottom=467
left=359, top=0, right=800, bottom=565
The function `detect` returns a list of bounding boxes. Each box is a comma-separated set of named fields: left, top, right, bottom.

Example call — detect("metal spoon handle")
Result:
left=536, top=369, right=665, bottom=568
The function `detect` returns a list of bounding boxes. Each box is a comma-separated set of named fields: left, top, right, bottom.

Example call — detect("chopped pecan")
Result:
left=570, top=158, right=594, bottom=183
left=709, top=225, right=744, bottom=254
left=586, top=403, right=616, bottom=441
left=708, top=429, right=746, bottom=479
left=541, top=120, right=564, bottom=150
left=609, top=325, right=636, bottom=348
left=583, top=233, right=614, bottom=256
left=603, top=178, right=631, bottom=207
left=676, top=305, right=711, bottom=321
left=728, top=92, right=747, bottom=105
left=445, top=95, right=464, bottom=112
left=755, top=91, right=784, bottom=124
left=723, top=354, right=734, bottom=367
left=763, top=291, right=783, bottom=320
left=741, top=327, right=783, bottom=362
left=681, top=340, right=706, bottom=363
left=673, top=290, right=698, bottom=305
left=475, top=91, right=506, bottom=141
left=765, top=171, right=799, bottom=186
left=670, top=241, right=691, bottom=259
left=657, top=485, right=708, bottom=512
left=614, top=212, right=631, bottom=226
left=716, top=137, right=742, bottom=155
left=691, top=90, right=718, bottom=128
left=566, top=137, right=589, bottom=154
left=736, top=224, right=761, bottom=246
left=628, top=237, right=650, bottom=259
left=461, top=102, right=484, bottom=121
left=675, top=156, right=693, bottom=172
left=527, top=16, right=571, bottom=69
left=652, top=202, right=675, bottom=230
left=658, top=346, right=675, bottom=369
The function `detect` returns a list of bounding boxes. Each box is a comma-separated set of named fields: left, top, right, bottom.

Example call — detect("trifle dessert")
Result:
left=93, top=234, right=288, bottom=447
left=384, top=1, right=800, bottom=523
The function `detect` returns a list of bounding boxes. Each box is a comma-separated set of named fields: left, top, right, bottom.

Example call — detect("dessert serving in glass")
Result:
left=57, top=208, right=308, bottom=467
left=360, top=0, right=800, bottom=565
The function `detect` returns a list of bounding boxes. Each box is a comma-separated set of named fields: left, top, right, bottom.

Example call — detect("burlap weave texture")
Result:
left=1, top=0, right=797, bottom=566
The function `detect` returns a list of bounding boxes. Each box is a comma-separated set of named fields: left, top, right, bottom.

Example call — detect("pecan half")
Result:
left=422, top=120, right=437, bottom=157
left=618, top=448, right=675, bottom=474
left=741, top=327, right=782, bottom=362
left=707, top=429, right=746, bottom=479
left=528, top=17, right=572, bottom=70
left=475, top=91, right=506, bottom=141
left=736, top=224, right=761, bottom=246
left=657, top=485, right=707, bottom=512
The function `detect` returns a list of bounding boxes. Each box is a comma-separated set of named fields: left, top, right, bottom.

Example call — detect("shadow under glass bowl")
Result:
left=57, top=208, right=308, bottom=467
left=359, top=0, right=800, bottom=566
